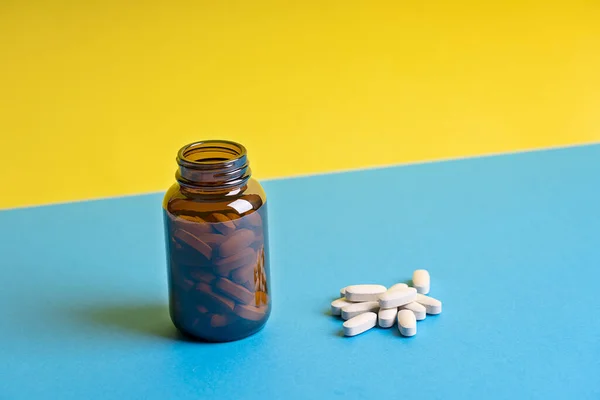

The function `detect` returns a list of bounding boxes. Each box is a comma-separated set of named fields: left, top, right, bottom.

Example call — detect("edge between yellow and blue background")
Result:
left=1, top=1, right=599, bottom=210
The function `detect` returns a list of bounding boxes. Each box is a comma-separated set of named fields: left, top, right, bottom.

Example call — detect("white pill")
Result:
left=378, top=287, right=417, bottom=309
left=340, top=287, right=347, bottom=297
left=416, top=293, right=442, bottom=315
left=412, top=269, right=430, bottom=294
left=344, top=284, right=387, bottom=302
left=343, top=312, right=377, bottom=337
left=330, top=297, right=353, bottom=316
left=341, top=301, right=380, bottom=320
left=397, top=309, right=417, bottom=337
left=400, top=301, right=427, bottom=320
left=378, top=308, right=398, bottom=328
left=388, top=283, right=409, bottom=292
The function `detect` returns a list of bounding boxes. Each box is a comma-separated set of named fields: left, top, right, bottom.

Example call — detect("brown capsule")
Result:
left=211, top=213, right=236, bottom=235
left=243, top=211, right=263, bottom=228
left=173, top=229, right=212, bottom=260
left=250, top=234, right=264, bottom=249
left=190, top=269, right=216, bottom=284
left=195, top=282, right=235, bottom=312
left=190, top=312, right=211, bottom=328
left=174, top=216, right=213, bottom=237
left=174, top=278, right=195, bottom=292
left=260, top=291, right=268, bottom=305
left=231, top=263, right=254, bottom=286
left=197, top=305, right=209, bottom=314
left=177, top=214, right=205, bottom=223
left=195, top=233, right=227, bottom=247
left=226, top=213, right=241, bottom=226
left=171, top=237, right=184, bottom=251
left=234, top=303, right=267, bottom=321
left=219, top=229, right=255, bottom=258
left=214, top=277, right=255, bottom=305
left=210, top=314, right=234, bottom=328
left=215, top=247, right=256, bottom=276
left=171, top=245, right=208, bottom=266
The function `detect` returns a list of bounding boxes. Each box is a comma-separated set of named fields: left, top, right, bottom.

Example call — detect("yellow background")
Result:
left=1, top=1, right=599, bottom=209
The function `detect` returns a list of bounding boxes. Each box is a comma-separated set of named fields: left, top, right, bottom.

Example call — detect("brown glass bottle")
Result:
left=163, top=140, right=271, bottom=342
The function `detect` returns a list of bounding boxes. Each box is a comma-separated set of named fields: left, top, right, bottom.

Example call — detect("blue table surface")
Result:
left=1, top=145, right=600, bottom=399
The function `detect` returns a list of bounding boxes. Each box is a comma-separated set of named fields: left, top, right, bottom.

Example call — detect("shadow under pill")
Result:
left=390, top=326, right=403, bottom=338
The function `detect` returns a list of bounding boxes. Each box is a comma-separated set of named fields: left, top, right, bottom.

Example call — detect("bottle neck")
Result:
left=176, top=140, right=251, bottom=194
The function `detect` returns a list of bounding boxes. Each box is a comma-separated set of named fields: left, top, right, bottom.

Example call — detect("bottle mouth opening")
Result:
left=178, top=140, right=247, bottom=168
left=176, top=140, right=251, bottom=190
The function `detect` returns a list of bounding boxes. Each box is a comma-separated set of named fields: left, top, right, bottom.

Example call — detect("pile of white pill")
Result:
left=330, top=269, right=442, bottom=337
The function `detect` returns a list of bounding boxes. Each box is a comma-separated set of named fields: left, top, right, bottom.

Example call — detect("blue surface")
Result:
left=1, top=145, right=600, bottom=399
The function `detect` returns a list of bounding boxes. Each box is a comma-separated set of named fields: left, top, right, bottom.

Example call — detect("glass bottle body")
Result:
left=163, top=141, right=271, bottom=342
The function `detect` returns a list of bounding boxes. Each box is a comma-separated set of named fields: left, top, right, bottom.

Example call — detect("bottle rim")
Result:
left=177, top=140, right=247, bottom=168
left=175, top=140, right=251, bottom=190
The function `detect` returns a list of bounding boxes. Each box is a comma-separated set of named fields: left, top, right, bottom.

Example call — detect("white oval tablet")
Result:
left=378, top=287, right=417, bottom=309
left=412, top=269, right=430, bottom=294
left=397, top=309, right=417, bottom=337
left=343, top=312, right=377, bottom=337
left=331, top=297, right=352, bottom=316
left=341, top=301, right=379, bottom=320
left=388, top=283, right=408, bottom=292
left=416, top=293, right=442, bottom=315
left=344, top=284, right=387, bottom=302
left=400, top=301, right=427, bottom=320
left=378, top=308, right=398, bottom=328
left=340, top=287, right=347, bottom=297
